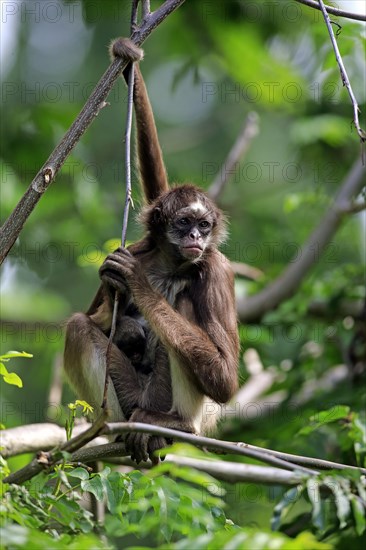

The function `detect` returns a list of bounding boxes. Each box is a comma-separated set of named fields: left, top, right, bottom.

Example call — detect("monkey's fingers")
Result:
left=113, top=246, right=134, bottom=258
left=125, top=432, right=149, bottom=464
left=147, top=436, right=168, bottom=464
left=100, top=259, right=133, bottom=283
left=102, top=255, right=136, bottom=277
left=99, top=270, right=129, bottom=296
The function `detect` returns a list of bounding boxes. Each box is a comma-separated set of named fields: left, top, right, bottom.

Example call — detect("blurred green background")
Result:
left=1, top=0, right=365, bottom=545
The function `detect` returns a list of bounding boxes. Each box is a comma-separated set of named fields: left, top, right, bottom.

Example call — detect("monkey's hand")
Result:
left=100, top=247, right=150, bottom=297
left=99, top=247, right=139, bottom=293
left=125, top=408, right=172, bottom=465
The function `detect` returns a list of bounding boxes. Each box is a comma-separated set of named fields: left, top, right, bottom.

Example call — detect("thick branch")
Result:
left=237, top=159, right=365, bottom=322
left=0, top=423, right=83, bottom=457
left=4, top=421, right=365, bottom=485
left=104, top=423, right=316, bottom=474
left=0, top=0, right=186, bottom=265
left=73, top=445, right=303, bottom=486
left=295, top=0, right=366, bottom=22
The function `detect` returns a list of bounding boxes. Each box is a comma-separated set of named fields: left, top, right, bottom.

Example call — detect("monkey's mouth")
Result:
left=181, top=246, right=203, bottom=258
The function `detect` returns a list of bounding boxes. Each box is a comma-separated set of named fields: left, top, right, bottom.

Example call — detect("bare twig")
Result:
left=131, top=0, right=139, bottom=30
left=295, top=0, right=366, bottom=22
left=0, top=0, right=187, bottom=265
left=234, top=349, right=279, bottom=406
left=230, top=261, right=264, bottom=280
left=337, top=199, right=366, bottom=215
left=142, top=0, right=151, bottom=19
left=237, top=158, right=365, bottom=322
left=104, top=423, right=317, bottom=475
left=317, top=0, right=366, bottom=143
left=208, top=112, right=259, bottom=201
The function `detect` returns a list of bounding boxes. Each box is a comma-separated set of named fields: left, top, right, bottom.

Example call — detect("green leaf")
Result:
left=67, top=467, right=90, bottom=481
left=2, top=371, right=23, bottom=388
left=349, top=415, right=366, bottom=467
left=81, top=475, right=104, bottom=501
left=291, top=115, right=351, bottom=146
left=271, top=486, right=303, bottom=531
left=350, top=494, right=366, bottom=535
left=312, top=406, right=350, bottom=424
left=322, top=478, right=351, bottom=529
left=306, top=479, right=325, bottom=532
left=299, top=406, right=350, bottom=435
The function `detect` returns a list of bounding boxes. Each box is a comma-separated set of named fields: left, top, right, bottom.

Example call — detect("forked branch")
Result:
left=317, top=0, right=366, bottom=143
left=295, top=0, right=366, bottom=22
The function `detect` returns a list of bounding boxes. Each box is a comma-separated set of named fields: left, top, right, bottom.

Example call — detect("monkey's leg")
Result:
left=125, top=346, right=173, bottom=463
left=125, top=408, right=195, bottom=464
left=140, top=345, right=172, bottom=412
left=64, top=313, right=142, bottom=421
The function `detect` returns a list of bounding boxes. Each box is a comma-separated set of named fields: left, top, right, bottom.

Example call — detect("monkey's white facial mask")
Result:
left=167, top=203, right=215, bottom=261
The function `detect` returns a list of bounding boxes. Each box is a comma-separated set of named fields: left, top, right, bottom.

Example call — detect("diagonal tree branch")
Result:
left=0, top=0, right=186, bottom=265
left=237, top=158, right=365, bottom=323
left=294, top=0, right=366, bottom=22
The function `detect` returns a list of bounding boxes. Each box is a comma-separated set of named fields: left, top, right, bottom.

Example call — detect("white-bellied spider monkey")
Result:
left=64, top=38, right=239, bottom=464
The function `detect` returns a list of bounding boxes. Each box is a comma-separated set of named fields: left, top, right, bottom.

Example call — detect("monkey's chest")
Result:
left=149, top=274, right=189, bottom=305
left=126, top=275, right=189, bottom=368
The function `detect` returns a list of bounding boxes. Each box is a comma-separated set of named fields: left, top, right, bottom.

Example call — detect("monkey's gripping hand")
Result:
left=125, top=408, right=172, bottom=465
left=99, top=247, right=149, bottom=298
left=99, top=247, right=139, bottom=293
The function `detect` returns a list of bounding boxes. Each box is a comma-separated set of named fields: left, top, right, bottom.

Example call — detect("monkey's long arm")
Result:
left=132, top=64, right=169, bottom=203
left=134, top=281, right=238, bottom=403
left=102, top=250, right=239, bottom=403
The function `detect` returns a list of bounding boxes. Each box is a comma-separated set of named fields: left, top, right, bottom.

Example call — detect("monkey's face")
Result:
left=167, top=202, right=215, bottom=261
left=142, top=185, right=227, bottom=262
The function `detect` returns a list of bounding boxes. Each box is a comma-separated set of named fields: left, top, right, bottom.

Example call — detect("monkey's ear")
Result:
left=151, top=207, right=162, bottom=226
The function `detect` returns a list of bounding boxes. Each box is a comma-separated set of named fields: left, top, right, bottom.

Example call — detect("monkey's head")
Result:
left=141, top=185, right=227, bottom=263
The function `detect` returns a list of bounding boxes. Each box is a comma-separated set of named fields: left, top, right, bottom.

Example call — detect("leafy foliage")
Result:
left=1, top=459, right=333, bottom=550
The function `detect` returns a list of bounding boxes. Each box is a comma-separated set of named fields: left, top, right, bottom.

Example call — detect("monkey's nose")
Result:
left=189, top=228, right=201, bottom=240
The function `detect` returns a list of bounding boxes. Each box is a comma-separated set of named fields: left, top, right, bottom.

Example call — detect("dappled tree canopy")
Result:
left=0, top=1, right=365, bottom=548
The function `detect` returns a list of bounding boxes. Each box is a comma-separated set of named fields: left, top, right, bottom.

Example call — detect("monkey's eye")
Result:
left=199, top=221, right=210, bottom=229
left=178, top=218, right=190, bottom=226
